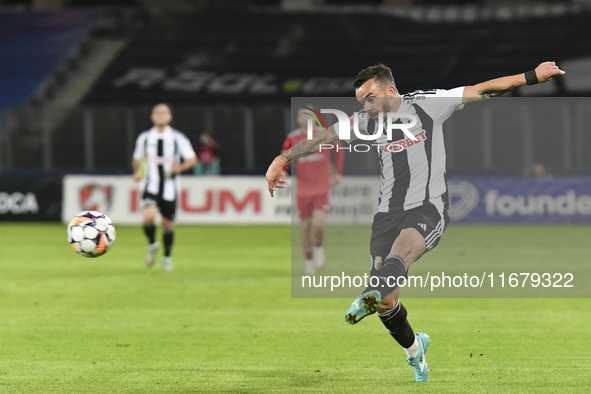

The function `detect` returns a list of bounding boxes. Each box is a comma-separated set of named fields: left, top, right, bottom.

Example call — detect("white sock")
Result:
left=404, top=337, right=420, bottom=359
left=313, top=246, right=323, bottom=255
left=306, top=259, right=314, bottom=266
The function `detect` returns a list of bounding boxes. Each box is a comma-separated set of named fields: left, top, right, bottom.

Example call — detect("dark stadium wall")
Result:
left=82, top=9, right=590, bottom=105
left=0, top=176, right=62, bottom=221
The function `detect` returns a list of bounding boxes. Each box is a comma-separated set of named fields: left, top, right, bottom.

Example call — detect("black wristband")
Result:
left=525, top=70, right=539, bottom=85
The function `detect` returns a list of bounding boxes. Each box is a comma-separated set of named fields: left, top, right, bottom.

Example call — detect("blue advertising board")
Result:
left=448, top=177, right=591, bottom=223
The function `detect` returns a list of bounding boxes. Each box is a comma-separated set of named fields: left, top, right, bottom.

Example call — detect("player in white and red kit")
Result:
left=283, top=107, right=345, bottom=275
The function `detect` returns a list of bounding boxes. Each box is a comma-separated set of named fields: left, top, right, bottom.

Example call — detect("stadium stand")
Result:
left=0, top=10, right=102, bottom=109
left=83, top=6, right=591, bottom=105
left=3, top=3, right=591, bottom=174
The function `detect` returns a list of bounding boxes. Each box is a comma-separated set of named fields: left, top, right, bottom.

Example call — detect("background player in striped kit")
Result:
left=132, top=103, right=197, bottom=272
left=266, top=62, right=564, bottom=383
left=282, top=106, right=345, bottom=275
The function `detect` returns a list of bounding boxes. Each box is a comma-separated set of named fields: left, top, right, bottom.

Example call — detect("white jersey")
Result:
left=132, top=126, right=196, bottom=202
left=335, top=87, right=465, bottom=213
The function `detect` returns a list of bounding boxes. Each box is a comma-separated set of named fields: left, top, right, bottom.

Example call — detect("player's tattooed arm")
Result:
left=480, top=85, right=518, bottom=98
left=463, top=76, right=524, bottom=103
left=462, top=61, right=565, bottom=103
left=266, top=126, right=338, bottom=197
left=279, top=126, right=339, bottom=165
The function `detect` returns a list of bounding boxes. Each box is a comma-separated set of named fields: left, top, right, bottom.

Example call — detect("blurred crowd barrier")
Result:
left=2, top=98, right=591, bottom=176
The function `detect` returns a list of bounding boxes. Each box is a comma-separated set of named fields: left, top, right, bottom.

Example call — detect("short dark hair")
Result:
left=353, top=64, right=396, bottom=89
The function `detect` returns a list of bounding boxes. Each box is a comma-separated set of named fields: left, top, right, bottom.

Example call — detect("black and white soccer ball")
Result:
left=67, top=211, right=116, bottom=257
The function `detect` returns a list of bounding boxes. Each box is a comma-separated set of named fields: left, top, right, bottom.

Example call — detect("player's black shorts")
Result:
left=142, top=192, right=177, bottom=221
left=369, top=200, right=449, bottom=271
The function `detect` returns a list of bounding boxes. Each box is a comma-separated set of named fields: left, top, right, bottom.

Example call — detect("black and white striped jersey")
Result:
left=335, top=87, right=465, bottom=213
left=132, top=126, right=196, bottom=202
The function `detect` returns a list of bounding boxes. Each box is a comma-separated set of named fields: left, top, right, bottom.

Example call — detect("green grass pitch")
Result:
left=0, top=223, right=590, bottom=393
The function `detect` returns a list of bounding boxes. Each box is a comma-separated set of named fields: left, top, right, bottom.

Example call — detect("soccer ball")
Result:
left=67, top=211, right=116, bottom=257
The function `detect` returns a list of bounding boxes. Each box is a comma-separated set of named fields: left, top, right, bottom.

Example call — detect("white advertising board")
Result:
left=62, top=175, right=381, bottom=225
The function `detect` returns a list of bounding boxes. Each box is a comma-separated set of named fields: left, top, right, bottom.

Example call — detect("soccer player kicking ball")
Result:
left=282, top=106, right=345, bottom=275
left=132, top=103, right=197, bottom=272
left=266, top=62, right=564, bottom=382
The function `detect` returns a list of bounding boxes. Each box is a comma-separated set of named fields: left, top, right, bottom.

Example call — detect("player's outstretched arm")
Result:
left=462, top=61, right=565, bottom=103
left=266, top=126, right=338, bottom=197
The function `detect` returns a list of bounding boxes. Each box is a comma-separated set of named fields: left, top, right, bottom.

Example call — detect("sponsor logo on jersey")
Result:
left=377, top=130, right=427, bottom=153
left=148, top=157, right=174, bottom=164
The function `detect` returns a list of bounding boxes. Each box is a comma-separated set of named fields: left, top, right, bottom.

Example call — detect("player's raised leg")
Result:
left=379, top=228, right=429, bottom=383
left=345, top=214, right=424, bottom=325
left=143, top=202, right=160, bottom=268
left=345, top=225, right=430, bottom=382
left=345, top=289, right=382, bottom=324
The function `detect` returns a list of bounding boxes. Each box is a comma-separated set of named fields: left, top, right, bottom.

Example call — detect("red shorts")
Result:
left=297, top=194, right=330, bottom=219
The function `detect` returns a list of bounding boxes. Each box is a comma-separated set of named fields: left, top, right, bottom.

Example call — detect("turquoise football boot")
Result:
left=407, top=332, right=430, bottom=383
left=344, top=290, right=381, bottom=325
